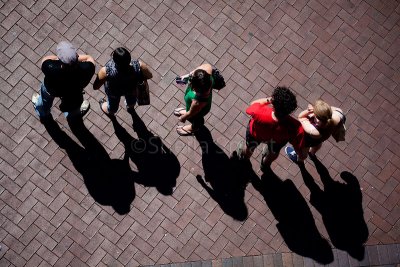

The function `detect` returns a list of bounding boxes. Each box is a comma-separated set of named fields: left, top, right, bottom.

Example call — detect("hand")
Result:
left=179, top=115, right=186, bottom=123
left=181, top=74, right=190, bottom=79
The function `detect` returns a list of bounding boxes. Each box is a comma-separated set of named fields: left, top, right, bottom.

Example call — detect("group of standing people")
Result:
left=32, top=42, right=153, bottom=121
left=32, top=40, right=346, bottom=172
left=235, top=87, right=345, bottom=171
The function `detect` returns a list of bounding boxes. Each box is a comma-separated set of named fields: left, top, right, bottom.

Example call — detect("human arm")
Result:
left=139, top=60, right=153, bottom=79
left=250, top=97, right=272, bottom=105
left=93, top=67, right=106, bottom=90
left=78, top=54, right=95, bottom=65
left=196, top=63, right=212, bottom=74
left=246, top=98, right=273, bottom=118
left=298, top=106, right=321, bottom=138
left=179, top=100, right=206, bottom=122
left=41, top=55, right=58, bottom=64
left=331, top=107, right=343, bottom=126
left=178, top=63, right=213, bottom=79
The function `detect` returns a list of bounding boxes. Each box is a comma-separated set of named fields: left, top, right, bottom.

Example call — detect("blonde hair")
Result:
left=314, top=99, right=332, bottom=125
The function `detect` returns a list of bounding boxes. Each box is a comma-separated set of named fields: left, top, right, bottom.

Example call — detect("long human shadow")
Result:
left=110, top=111, right=180, bottom=195
left=43, top=117, right=136, bottom=215
left=194, top=127, right=250, bottom=221
left=299, top=155, right=369, bottom=260
left=251, top=168, right=333, bottom=264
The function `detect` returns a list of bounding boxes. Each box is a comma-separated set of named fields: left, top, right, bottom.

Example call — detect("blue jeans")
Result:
left=34, top=83, right=54, bottom=118
left=106, top=92, right=137, bottom=113
left=34, top=83, right=82, bottom=118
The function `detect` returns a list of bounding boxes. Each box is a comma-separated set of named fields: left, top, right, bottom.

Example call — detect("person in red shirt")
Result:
left=235, top=86, right=303, bottom=171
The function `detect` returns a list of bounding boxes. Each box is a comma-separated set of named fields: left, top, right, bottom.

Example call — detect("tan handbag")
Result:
left=132, top=59, right=150, bottom=106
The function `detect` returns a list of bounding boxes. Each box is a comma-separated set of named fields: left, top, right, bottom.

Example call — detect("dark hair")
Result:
left=191, top=69, right=211, bottom=94
left=271, top=86, right=297, bottom=119
left=112, top=47, right=131, bottom=69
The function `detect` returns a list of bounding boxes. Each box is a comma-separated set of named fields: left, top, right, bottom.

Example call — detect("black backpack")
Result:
left=212, top=67, right=226, bottom=90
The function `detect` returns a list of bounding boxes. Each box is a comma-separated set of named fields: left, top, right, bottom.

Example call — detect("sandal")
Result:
left=173, top=107, right=185, bottom=117
left=176, top=125, right=196, bottom=136
left=99, top=98, right=115, bottom=117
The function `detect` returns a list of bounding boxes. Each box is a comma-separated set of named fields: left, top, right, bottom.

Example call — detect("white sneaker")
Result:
left=80, top=100, right=90, bottom=117
left=32, top=93, right=39, bottom=107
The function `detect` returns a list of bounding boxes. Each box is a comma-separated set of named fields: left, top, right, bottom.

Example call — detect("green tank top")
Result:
left=184, top=76, right=214, bottom=118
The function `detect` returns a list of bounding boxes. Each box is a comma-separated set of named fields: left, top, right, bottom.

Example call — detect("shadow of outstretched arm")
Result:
left=194, top=127, right=250, bottom=221
left=304, top=157, right=369, bottom=260
left=251, top=170, right=333, bottom=264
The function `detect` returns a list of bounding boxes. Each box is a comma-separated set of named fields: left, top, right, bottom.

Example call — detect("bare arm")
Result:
left=180, top=63, right=213, bottom=78
left=331, top=107, right=343, bottom=126
left=179, top=100, right=206, bottom=122
left=93, top=67, right=106, bottom=90
left=196, top=63, right=212, bottom=74
left=298, top=107, right=321, bottom=138
left=139, top=61, right=153, bottom=79
left=250, top=97, right=272, bottom=105
left=78, top=54, right=95, bottom=64
left=41, top=55, right=58, bottom=64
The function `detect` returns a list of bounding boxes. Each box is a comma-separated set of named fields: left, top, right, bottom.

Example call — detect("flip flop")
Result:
left=176, top=125, right=195, bottom=136
left=99, top=98, right=115, bottom=117
left=173, top=107, right=185, bottom=116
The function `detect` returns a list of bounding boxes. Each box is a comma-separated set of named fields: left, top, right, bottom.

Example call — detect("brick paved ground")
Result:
left=0, top=0, right=399, bottom=266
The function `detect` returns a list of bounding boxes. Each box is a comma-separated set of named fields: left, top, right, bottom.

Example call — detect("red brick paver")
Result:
left=1, top=0, right=400, bottom=266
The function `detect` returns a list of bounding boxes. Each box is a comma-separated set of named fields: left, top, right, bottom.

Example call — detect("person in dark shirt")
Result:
left=93, top=47, right=152, bottom=116
left=32, top=41, right=95, bottom=121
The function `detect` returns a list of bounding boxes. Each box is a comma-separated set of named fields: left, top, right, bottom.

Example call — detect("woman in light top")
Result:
left=285, top=99, right=345, bottom=163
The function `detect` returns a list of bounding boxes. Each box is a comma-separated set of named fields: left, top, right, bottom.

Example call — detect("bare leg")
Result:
left=181, top=124, right=193, bottom=132
left=101, top=101, right=115, bottom=116
left=176, top=124, right=195, bottom=135
left=309, top=143, right=322, bottom=156
left=295, top=146, right=309, bottom=163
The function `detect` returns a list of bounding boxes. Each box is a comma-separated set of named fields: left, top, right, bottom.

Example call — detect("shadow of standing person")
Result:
left=42, top=117, right=136, bottom=215
left=251, top=169, right=333, bottom=264
left=299, top=155, right=369, bottom=260
left=194, top=127, right=250, bottom=221
left=110, top=111, right=180, bottom=195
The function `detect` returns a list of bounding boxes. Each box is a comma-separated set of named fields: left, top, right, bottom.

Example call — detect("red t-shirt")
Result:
left=246, top=103, right=304, bottom=150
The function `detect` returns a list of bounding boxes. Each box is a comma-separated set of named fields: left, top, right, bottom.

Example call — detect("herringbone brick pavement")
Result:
left=0, top=0, right=399, bottom=266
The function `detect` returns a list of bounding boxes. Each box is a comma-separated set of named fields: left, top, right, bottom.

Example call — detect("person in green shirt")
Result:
left=174, top=63, right=214, bottom=136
